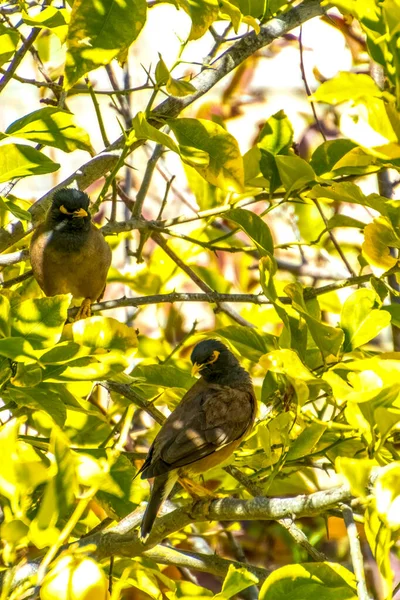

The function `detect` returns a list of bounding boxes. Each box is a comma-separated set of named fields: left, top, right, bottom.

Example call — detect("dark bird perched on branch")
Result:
left=30, top=188, right=111, bottom=320
left=137, top=339, right=257, bottom=542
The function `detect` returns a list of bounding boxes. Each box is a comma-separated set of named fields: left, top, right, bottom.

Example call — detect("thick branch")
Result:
left=82, top=484, right=351, bottom=560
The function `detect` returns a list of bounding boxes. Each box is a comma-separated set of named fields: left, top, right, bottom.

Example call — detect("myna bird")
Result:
left=30, top=188, right=111, bottom=320
left=137, top=339, right=257, bottom=542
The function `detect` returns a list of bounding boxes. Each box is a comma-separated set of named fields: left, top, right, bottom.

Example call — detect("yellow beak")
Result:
left=191, top=362, right=202, bottom=377
left=60, top=205, right=88, bottom=218
left=72, top=207, right=88, bottom=218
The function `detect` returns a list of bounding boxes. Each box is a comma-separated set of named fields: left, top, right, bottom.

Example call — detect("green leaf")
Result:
left=382, top=303, right=400, bottom=327
left=260, top=349, right=320, bottom=385
left=166, top=77, right=196, bottom=97
left=132, top=364, right=195, bottom=390
left=341, top=289, right=391, bottom=351
left=167, top=580, right=213, bottom=598
left=129, top=112, right=179, bottom=153
left=62, top=316, right=138, bottom=358
left=225, top=208, right=274, bottom=255
left=51, top=426, right=78, bottom=516
left=0, top=196, right=32, bottom=221
left=285, top=284, right=344, bottom=359
left=22, top=7, right=69, bottom=42
left=65, top=0, right=147, bottom=88
left=11, top=294, right=71, bottom=349
left=155, top=54, right=170, bottom=86
left=93, top=452, right=137, bottom=518
left=259, top=563, right=357, bottom=600
left=362, top=216, right=400, bottom=270
left=275, top=155, right=315, bottom=192
left=0, top=144, right=60, bottom=183
left=0, top=294, right=10, bottom=338
left=230, top=0, right=265, bottom=18
left=0, top=337, right=39, bottom=363
left=374, top=462, right=400, bottom=529
left=214, top=565, right=258, bottom=599
left=310, top=139, right=358, bottom=175
left=219, top=0, right=242, bottom=32
left=215, top=325, right=276, bottom=361
left=286, top=423, right=326, bottom=461
left=178, top=0, right=219, bottom=40
left=169, top=118, right=244, bottom=192
left=336, top=457, right=376, bottom=498
left=325, top=214, right=366, bottom=231
left=4, top=107, right=93, bottom=153
left=258, top=110, right=293, bottom=155
left=0, top=23, right=19, bottom=67
left=259, top=149, right=281, bottom=192
left=311, top=72, right=382, bottom=105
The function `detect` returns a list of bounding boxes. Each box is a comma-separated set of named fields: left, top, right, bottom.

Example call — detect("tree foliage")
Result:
left=1, top=0, right=400, bottom=598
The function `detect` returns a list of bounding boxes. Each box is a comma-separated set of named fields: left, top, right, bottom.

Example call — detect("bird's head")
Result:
left=49, top=188, right=91, bottom=229
left=191, top=339, right=241, bottom=383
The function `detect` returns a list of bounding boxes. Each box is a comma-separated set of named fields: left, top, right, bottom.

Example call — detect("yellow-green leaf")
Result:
left=65, top=0, right=147, bottom=88
left=0, top=144, right=60, bottom=183
left=170, top=118, right=244, bottom=192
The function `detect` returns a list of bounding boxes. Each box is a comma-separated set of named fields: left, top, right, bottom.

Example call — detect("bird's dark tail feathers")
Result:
left=140, top=472, right=177, bottom=542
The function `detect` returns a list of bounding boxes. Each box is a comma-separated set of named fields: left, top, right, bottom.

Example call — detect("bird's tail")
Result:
left=140, top=472, right=177, bottom=542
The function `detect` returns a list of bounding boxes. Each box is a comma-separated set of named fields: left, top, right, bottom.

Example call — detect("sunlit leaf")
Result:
left=170, top=118, right=244, bottom=192
left=341, top=289, right=391, bottom=351
left=4, top=107, right=93, bottom=153
left=214, top=565, right=258, bottom=599
left=0, top=144, right=59, bottom=183
left=362, top=216, right=400, bottom=270
left=275, top=155, right=315, bottom=192
left=311, top=72, right=382, bottom=105
left=259, top=563, right=357, bottom=600
left=22, top=7, right=69, bottom=42
left=0, top=23, right=19, bottom=67
left=225, top=208, right=274, bottom=255
left=65, top=0, right=147, bottom=88
left=11, top=294, right=71, bottom=349
left=178, top=0, right=219, bottom=40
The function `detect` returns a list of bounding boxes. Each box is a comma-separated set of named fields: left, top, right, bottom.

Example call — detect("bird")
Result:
left=30, top=188, right=111, bottom=320
left=137, top=339, right=257, bottom=542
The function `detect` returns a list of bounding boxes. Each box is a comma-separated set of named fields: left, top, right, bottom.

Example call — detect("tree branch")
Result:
left=0, top=28, right=40, bottom=94
left=341, top=504, right=371, bottom=600
left=143, top=545, right=269, bottom=584
left=81, top=484, right=352, bottom=560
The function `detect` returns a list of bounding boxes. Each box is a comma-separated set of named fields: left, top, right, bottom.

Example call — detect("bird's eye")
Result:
left=205, top=350, right=220, bottom=365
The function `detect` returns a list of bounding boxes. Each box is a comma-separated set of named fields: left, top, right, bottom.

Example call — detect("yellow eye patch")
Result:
left=206, top=350, right=220, bottom=365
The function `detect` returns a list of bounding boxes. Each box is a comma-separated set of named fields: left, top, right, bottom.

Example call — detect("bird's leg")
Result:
left=179, top=476, right=222, bottom=500
left=75, top=298, right=92, bottom=321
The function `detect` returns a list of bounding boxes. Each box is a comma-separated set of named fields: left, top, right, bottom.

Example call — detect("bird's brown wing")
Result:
left=140, top=379, right=255, bottom=479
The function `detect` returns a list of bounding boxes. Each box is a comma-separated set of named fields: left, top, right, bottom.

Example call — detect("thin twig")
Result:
left=156, top=175, right=175, bottom=220
left=298, top=26, right=326, bottom=141
left=0, top=27, right=40, bottom=94
left=312, top=198, right=357, bottom=277
left=86, top=77, right=110, bottom=147
left=152, top=231, right=254, bottom=327
left=132, top=143, right=164, bottom=219
left=341, top=504, right=371, bottom=600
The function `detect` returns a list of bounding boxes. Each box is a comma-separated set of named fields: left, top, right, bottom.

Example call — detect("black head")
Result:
left=190, top=339, right=245, bottom=384
left=48, top=188, right=91, bottom=229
